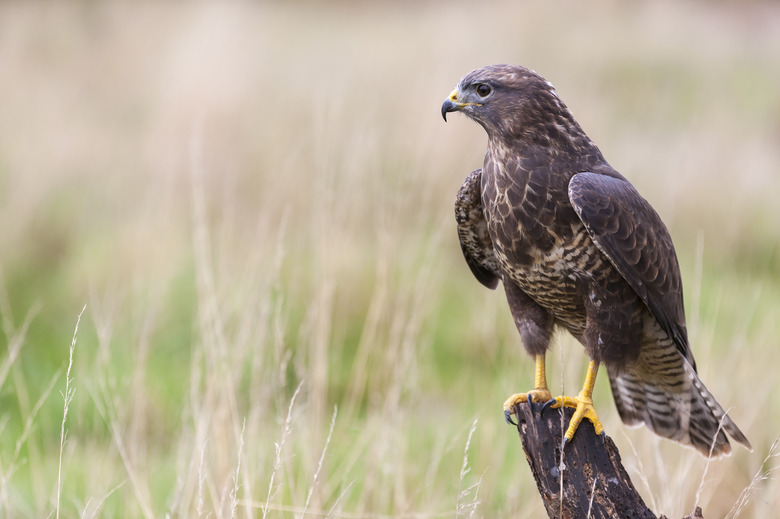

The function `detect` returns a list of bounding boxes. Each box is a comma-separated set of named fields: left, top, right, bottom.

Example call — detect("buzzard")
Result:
left=442, top=64, right=750, bottom=457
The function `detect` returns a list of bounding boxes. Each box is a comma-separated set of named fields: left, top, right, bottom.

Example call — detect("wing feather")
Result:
left=568, top=172, right=693, bottom=367
left=455, top=169, right=500, bottom=289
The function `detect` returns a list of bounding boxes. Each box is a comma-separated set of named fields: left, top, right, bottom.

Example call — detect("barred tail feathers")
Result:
left=608, top=343, right=750, bottom=457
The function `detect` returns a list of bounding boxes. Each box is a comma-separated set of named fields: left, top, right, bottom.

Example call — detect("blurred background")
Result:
left=0, top=1, right=778, bottom=517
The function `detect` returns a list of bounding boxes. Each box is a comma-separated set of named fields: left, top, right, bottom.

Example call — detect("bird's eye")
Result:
left=475, top=84, right=492, bottom=98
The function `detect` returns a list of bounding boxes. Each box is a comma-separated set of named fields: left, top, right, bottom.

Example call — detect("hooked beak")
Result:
left=441, top=89, right=460, bottom=122
left=441, top=88, right=483, bottom=121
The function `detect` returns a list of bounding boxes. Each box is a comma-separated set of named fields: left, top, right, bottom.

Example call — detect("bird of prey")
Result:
left=442, top=64, right=750, bottom=457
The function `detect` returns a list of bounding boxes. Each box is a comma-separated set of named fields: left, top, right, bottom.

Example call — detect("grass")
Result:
left=0, top=0, right=779, bottom=517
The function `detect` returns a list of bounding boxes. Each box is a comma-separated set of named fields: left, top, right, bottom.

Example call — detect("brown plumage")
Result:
left=443, top=64, right=750, bottom=457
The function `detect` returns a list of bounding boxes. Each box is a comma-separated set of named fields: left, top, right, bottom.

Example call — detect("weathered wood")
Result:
left=661, top=506, right=704, bottom=519
left=511, top=401, right=657, bottom=519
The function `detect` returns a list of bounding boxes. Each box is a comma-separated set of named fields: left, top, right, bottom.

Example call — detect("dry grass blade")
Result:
left=620, top=431, right=659, bottom=512
left=230, top=418, right=246, bottom=519
left=726, top=437, right=780, bottom=519
left=80, top=481, right=126, bottom=519
left=196, top=440, right=208, bottom=518
left=455, top=418, right=481, bottom=519
left=586, top=476, right=597, bottom=518
left=263, top=381, right=303, bottom=519
left=2, top=373, right=59, bottom=480
left=0, top=302, right=40, bottom=391
left=56, top=304, right=86, bottom=519
left=557, top=336, right=567, bottom=513
left=301, top=405, right=338, bottom=519
left=324, top=479, right=355, bottom=519
left=694, top=412, right=731, bottom=509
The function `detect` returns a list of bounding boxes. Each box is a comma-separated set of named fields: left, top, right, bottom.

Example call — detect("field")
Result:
left=1, top=1, right=779, bottom=517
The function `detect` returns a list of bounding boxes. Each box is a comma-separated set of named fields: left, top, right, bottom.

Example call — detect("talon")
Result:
left=503, top=355, right=552, bottom=427
left=503, top=388, right=554, bottom=424
left=527, top=392, right=544, bottom=414
left=540, top=398, right=557, bottom=415
left=558, top=394, right=604, bottom=442
left=561, top=436, right=569, bottom=451
left=546, top=361, right=605, bottom=443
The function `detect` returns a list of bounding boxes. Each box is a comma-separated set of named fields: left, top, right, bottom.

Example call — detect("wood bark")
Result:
left=510, top=401, right=663, bottom=519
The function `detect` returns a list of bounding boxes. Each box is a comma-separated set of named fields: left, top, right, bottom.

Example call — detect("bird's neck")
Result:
left=486, top=125, right=607, bottom=175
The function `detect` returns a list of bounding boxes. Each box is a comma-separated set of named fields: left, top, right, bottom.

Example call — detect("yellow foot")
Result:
left=542, top=393, right=605, bottom=444
left=503, top=388, right=553, bottom=425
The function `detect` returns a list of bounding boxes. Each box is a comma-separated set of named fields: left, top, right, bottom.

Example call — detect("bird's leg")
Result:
left=543, top=360, right=605, bottom=445
left=503, top=354, right=553, bottom=424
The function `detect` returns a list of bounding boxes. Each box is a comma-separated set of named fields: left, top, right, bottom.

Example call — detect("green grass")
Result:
left=1, top=1, right=779, bottom=517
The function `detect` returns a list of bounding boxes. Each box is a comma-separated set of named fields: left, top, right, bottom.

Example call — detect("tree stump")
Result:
left=510, top=401, right=657, bottom=519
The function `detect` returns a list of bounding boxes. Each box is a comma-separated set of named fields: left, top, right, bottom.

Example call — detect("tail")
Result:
left=608, top=347, right=751, bottom=457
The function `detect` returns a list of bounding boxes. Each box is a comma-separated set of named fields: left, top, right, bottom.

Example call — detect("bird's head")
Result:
left=442, top=64, right=579, bottom=145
